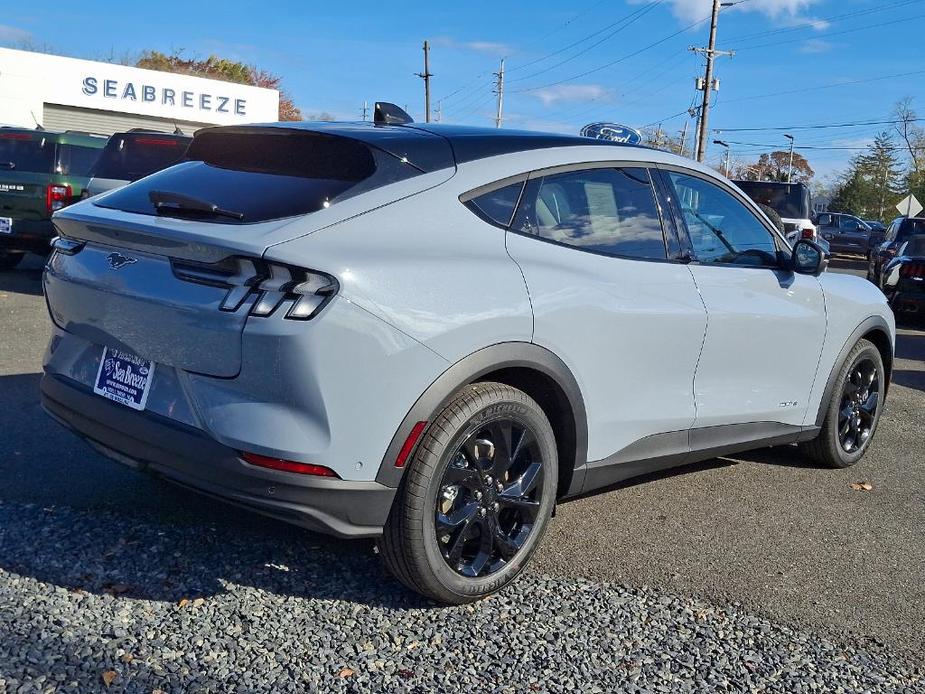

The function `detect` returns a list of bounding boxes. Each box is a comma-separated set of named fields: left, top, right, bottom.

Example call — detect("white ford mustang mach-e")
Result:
left=42, top=104, right=894, bottom=603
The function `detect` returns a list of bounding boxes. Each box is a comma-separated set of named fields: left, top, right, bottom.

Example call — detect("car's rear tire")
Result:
left=801, top=338, right=885, bottom=468
left=0, top=252, right=24, bottom=271
left=379, top=382, right=558, bottom=604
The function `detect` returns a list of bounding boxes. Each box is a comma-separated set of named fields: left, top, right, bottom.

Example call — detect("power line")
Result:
left=506, top=1, right=664, bottom=76
left=512, top=13, right=711, bottom=94
left=725, top=0, right=923, bottom=43
left=722, top=69, right=925, bottom=105
left=734, top=12, right=925, bottom=51
left=507, top=2, right=663, bottom=84
left=714, top=117, right=925, bottom=133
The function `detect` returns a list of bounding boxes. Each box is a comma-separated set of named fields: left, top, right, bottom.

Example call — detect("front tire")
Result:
left=379, top=382, right=558, bottom=604
left=801, top=338, right=885, bottom=468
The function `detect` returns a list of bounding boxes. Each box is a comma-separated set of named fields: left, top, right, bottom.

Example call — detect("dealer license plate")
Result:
left=93, top=346, right=156, bottom=411
left=0, top=217, right=11, bottom=234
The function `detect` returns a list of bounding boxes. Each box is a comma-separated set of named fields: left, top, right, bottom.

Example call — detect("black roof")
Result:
left=216, top=120, right=633, bottom=173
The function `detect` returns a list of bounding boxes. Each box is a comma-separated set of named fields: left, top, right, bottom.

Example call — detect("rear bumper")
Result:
left=891, top=290, right=925, bottom=313
left=0, top=218, right=55, bottom=254
left=40, top=373, right=396, bottom=538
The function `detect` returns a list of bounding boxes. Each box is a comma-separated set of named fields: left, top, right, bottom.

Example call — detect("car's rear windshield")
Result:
left=901, top=219, right=925, bottom=236
left=734, top=181, right=811, bottom=220
left=90, top=133, right=191, bottom=182
left=94, top=128, right=423, bottom=224
left=0, top=132, right=102, bottom=176
left=902, top=233, right=925, bottom=256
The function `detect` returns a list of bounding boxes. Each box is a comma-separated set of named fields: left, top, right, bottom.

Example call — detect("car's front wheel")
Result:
left=801, top=338, right=885, bottom=468
left=379, top=382, right=558, bottom=604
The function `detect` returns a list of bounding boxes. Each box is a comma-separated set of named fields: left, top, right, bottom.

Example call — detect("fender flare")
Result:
left=813, top=315, right=894, bottom=428
left=375, top=342, right=588, bottom=490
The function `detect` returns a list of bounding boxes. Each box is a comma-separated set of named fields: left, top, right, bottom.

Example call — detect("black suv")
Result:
left=867, top=216, right=925, bottom=285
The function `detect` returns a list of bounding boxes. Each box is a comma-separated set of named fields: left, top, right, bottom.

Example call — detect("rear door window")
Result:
left=512, top=167, right=667, bottom=260
left=94, top=129, right=424, bottom=224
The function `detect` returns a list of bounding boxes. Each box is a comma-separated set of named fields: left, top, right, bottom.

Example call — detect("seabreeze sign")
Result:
left=580, top=123, right=643, bottom=145
left=81, top=76, right=247, bottom=116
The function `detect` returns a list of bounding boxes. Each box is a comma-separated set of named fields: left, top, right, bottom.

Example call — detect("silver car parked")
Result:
left=42, top=104, right=894, bottom=603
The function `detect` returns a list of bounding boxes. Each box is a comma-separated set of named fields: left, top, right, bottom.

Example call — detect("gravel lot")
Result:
left=1, top=255, right=923, bottom=692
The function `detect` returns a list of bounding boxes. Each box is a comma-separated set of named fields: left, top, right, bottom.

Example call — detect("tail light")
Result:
left=171, top=257, right=338, bottom=321
left=900, top=262, right=925, bottom=278
left=240, top=451, right=339, bottom=477
left=46, top=184, right=72, bottom=214
left=801, top=228, right=814, bottom=239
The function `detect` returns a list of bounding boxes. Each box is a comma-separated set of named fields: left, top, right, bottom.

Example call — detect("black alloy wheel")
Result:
left=801, top=338, right=885, bottom=469
left=837, top=357, right=880, bottom=454
left=435, top=419, right=544, bottom=578
left=379, top=382, right=558, bottom=604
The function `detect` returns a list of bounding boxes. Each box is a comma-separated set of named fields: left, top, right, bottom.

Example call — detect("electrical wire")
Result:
left=512, top=13, right=711, bottom=95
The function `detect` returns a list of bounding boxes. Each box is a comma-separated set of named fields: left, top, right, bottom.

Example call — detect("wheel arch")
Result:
left=376, top=342, right=588, bottom=497
left=814, top=315, right=894, bottom=428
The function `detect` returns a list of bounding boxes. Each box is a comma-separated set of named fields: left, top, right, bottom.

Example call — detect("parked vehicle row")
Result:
left=0, top=126, right=190, bottom=269
left=41, top=106, right=894, bottom=603
left=867, top=216, right=925, bottom=313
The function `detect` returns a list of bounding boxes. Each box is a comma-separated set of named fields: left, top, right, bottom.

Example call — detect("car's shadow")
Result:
left=0, top=372, right=428, bottom=610
left=0, top=264, right=44, bottom=296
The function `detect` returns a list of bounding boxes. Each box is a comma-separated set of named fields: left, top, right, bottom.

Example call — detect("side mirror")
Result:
left=792, top=239, right=828, bottom=276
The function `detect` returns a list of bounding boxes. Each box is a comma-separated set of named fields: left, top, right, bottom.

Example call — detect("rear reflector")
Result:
left=395, top=420, right=428, bottom=468
left=240, top=452, right=339, bottom=477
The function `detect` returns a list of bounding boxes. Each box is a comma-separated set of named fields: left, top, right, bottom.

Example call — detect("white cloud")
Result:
left=432, top=36, right=513, bottom=57
left=531, top=84, right=611, bottom=106
left=799, top=38, right=832, bottom=54
left=0, top=24, right=31, bottom=44
left=633, top=0, right=824, bottom=23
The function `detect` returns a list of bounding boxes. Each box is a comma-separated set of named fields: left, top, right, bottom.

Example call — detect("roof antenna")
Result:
left=374, top=102, right=414, bottom=126
left=30, top=111, right=45, bottom=131
left=173, top=123, right=184, bottom=135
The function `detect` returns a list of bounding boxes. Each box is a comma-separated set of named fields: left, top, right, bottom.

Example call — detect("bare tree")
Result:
left=893, top=98, right=924, bottom=175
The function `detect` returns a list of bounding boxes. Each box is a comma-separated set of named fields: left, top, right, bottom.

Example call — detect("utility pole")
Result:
left=784, top=133, right=795, bottom=183
left=679, top=120, right=689, bottom=157
left=494, top=58, right=505, bottom=128
left=691, top=0, right=734, bottom=162
left=361, top=101, right=369, bottom=121
left=416, top=40, right=433, bottom=123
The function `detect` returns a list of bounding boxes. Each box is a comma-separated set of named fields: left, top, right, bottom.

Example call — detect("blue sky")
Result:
left=3, top=0, right=924, bottom=179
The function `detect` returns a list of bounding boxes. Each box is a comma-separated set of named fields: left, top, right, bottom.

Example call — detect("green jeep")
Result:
left=0, top=128, right=107, bottom=269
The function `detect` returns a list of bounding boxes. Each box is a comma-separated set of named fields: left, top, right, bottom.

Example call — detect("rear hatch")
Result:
left=47, top=125, right=456, bottom=378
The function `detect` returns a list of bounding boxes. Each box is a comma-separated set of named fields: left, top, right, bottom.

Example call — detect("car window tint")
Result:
left=56, top=144, right=103, bottom=177
left=667, top=171, right=778, bottom=267
left=466, top=181, right=524, bottom=227
left=514, top=167, right=666, bottom=259
left=841, top=217, right=861, bottom=231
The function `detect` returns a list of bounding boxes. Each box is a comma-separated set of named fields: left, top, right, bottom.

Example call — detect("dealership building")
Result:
left=0, top=47, right=280, bottom=135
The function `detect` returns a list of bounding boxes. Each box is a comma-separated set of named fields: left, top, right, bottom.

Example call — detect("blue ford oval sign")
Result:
left=580, top=122, right=643, bottom=145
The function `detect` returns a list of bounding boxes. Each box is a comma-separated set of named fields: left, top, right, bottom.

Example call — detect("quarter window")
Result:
left=465, top=181, right=524, bottom=228
left=513, top=167, right=667, bottom=260
left=667, top=171, right=779, bottom=267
